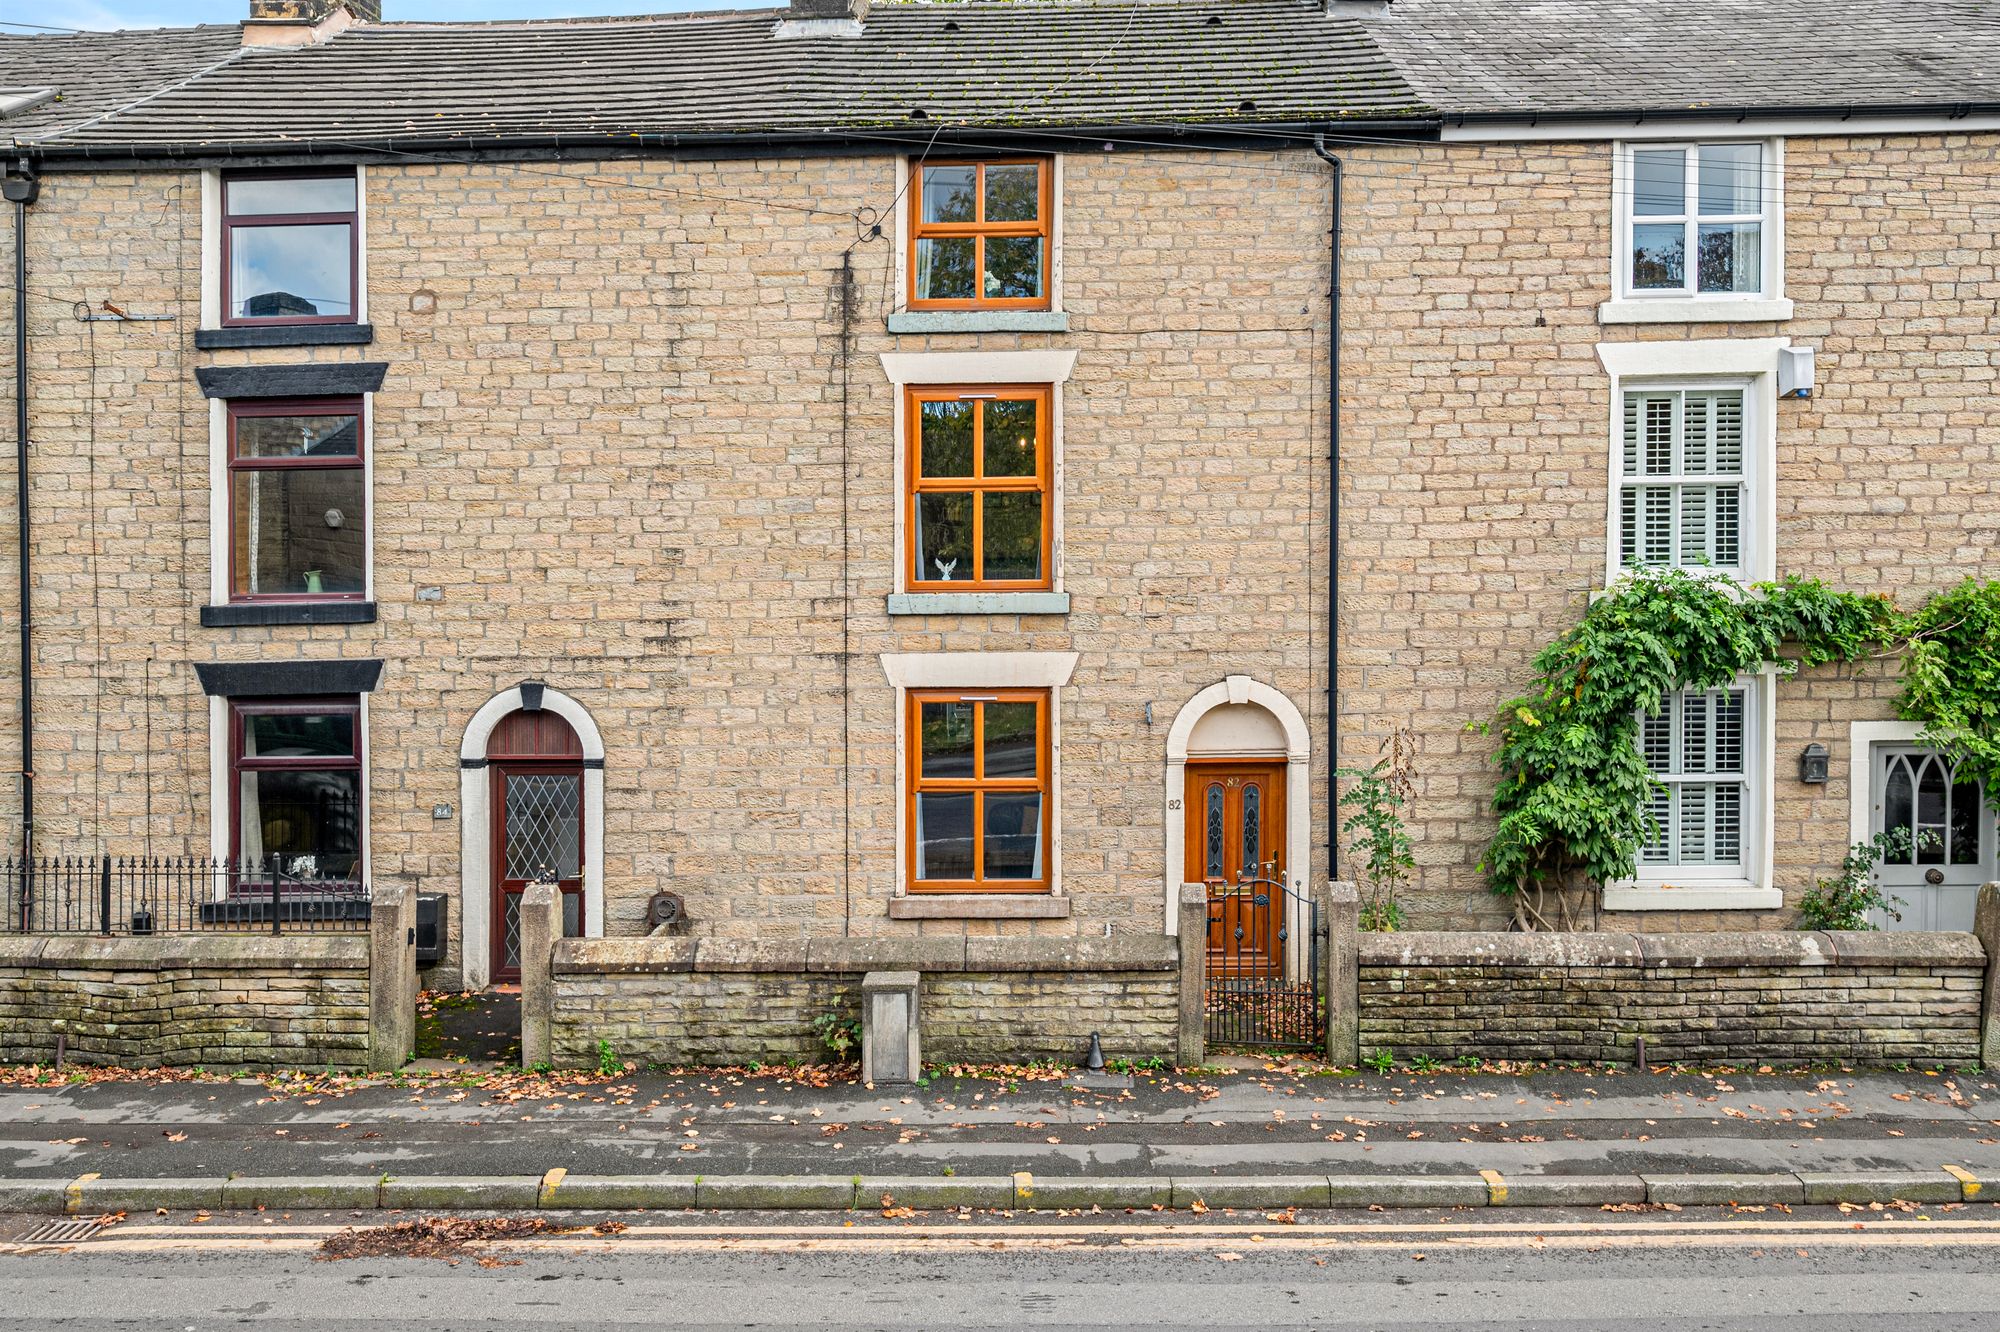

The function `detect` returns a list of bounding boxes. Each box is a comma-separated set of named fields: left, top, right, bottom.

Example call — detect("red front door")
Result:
left=486, top=709, right=586, bottom=985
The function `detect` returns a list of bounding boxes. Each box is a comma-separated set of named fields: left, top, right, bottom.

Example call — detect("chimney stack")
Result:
left=783, top=0, right=869, bottom=21
left=244, top=0, right=376, bottom=47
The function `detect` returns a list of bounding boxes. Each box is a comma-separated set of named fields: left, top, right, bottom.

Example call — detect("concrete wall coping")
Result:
left=552, top=933, right=1177, bottom=978
left=0, top=934, right=368, bottom=971
left=1359, top=930, right=1987, bottom=970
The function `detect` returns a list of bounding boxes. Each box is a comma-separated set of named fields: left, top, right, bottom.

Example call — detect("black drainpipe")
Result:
left=5, top=159, right=37, bottom=872
left=1312, top=135, right=1341, bottom=878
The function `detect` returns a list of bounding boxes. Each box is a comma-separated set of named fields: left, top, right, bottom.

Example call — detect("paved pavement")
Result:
left=1, top=1205, right=1997, bottom=1328
left=0, top=1066, right=1993, bottom=1184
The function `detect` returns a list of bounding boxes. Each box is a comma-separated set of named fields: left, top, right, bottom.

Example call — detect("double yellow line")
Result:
left=18, top=1215, right=2000, bottom=1257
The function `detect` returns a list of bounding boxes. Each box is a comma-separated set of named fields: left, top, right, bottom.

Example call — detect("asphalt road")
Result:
left=0, top=1207, right=1996, bottom=1329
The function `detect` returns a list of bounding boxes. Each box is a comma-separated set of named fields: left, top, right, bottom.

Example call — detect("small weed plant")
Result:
left=1340, top=727, right=1417, bottom=933
left=811, top=1011, right=863, bottom=1061
left=1365, top=1048, right=1395, bottom=1075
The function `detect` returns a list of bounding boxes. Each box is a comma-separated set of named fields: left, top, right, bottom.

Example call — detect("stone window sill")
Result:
left=888, top=895, right=1071, bottom=920
left=1601, top=881, right=1782, bottom=912
left=195, top=323, right=375, bottom=350
left=1597, top=298, right=1793, bottom=326
left=886, top=592, right=1070, bottom=617
left=887, top=311, right=1070, bottom=335
left=200, top=601, right=377, bottom=628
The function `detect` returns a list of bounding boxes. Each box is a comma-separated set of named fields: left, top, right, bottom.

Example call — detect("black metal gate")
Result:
left=1203, top=870, right=1321, bottom=1050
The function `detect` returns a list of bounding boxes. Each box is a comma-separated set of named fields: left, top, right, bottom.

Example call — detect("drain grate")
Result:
left=18, top=1219, right=103, bottom=1245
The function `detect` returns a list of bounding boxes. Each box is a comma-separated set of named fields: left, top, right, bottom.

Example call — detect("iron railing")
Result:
left=4, top=856, right=371, bottom=936
left=1203, top=869, right=1322, bottom=1051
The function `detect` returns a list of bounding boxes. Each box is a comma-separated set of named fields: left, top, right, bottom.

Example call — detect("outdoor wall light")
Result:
left=1799, top=743, right=1830, bottom=785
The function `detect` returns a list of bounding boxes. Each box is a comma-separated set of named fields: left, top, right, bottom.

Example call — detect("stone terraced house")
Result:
left=0, top=0, right=1995, bottom=1000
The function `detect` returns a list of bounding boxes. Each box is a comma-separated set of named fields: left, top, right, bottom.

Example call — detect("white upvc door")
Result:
left=1868, top=745, right=1995, bottom=931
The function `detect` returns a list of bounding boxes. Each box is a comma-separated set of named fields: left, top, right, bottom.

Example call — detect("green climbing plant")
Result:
left=1899, top=578, right=2000, bottom=796
left=1477, top=568, right=1902, bottom=930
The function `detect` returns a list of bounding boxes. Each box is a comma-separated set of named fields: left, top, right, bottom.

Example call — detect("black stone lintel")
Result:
left=200, top=601, right=377, bottom=628
left=195, top=324, right=375, bottom=351
left=194, top=658, right=384, bottom=698
left=195, top=361, right=388, bottom=400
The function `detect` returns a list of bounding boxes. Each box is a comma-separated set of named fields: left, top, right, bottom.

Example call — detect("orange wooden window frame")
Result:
left=906, top=384, right=1053, bottom=592
left=906, top=688, right=1051, bottom=894
left=906, top=158, right=1052, bottom=311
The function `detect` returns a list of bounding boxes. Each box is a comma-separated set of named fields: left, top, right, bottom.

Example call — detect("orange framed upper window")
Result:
left=906, top=385, right=1052, bottom=591
left=907, top=688, right=1050, bottom=893
left=908, top=158, right=1051, bottom=310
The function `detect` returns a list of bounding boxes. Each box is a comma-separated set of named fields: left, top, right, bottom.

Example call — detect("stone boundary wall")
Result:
left=1356, top=931, right=1988, bottom=1067
left=0, top=935, right=373, bottom=1070
left=549, top=935, right=1180, bottom=1069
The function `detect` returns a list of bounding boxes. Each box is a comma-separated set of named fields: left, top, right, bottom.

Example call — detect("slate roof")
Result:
left=1361, top=0, right=2000, bottom=119
left=0, top=25, right=241, bottom=140
left=9, top=0, right=1426, bottom=156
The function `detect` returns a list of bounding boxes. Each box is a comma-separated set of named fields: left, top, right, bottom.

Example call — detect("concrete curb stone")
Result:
left=220, top=1177, right=382, bottom=1210
left=694, top=1176, right=859, bottom=1210
left=1328, top=1175, right=1488, bottom=1207
left=378, top=1177, right=541, bottom=1210
left=1643, top=1173, right=1806, bottom=1206
left=0, top=1180, right=69, bottom=1213
left=1487, top=1175, right=1648, bottom=1206
left=858, top=1177, right=1016, bottom=1210
left=539, top=1175, right=699, bottom=1210
left=1795, top=1171, right=1962, bottom=1205
left=1012, top=1176, right=1172, bottom=1210
left=1172, top=1176, right=1333, bottom=1209
left=75, top=1177, right=225, bottom=1214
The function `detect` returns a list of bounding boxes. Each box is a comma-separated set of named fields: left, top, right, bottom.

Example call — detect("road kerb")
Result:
left=1643, top=1173, right=1806, bottom=1206
left=1796, top=1171, right=1961, bottom=1205
left=62, top=1174, right=98, bottom=1216
left=11, top=1169, right=2000, bottom=1215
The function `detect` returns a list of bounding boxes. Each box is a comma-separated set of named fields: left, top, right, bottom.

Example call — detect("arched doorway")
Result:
left=459, top=683, right=605, bottom=990
left=1162, top=675, right=1311, bottom=935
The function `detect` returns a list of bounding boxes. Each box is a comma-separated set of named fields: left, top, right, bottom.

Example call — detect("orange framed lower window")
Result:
left=906, top=688, right=1050, bottom=893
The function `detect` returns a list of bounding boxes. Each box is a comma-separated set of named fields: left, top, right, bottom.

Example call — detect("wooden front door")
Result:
left=1186, top=763, right=1284, bottom=969
left=488, top=710, right=585, bottom=985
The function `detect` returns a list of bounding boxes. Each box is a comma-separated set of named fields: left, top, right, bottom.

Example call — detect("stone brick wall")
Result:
left=5, top=129, right=1996, bottom=950
left=2, top=149, right=1333, bottom=981
left=550, top=934, right=1178, bottom=1067
left=1356, top=931, right=1986, bottom=1066
left=0, top=935, right=371, bottom=1069
left=1336, top=132, right=2000, bottom=929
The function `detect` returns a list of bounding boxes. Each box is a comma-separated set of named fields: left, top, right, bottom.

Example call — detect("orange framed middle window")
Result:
left=907, top=689, right=1051, bottom=893
left=907, top=385, right=1052, bottom=591
left=908, top=158, right=1051, bottom=310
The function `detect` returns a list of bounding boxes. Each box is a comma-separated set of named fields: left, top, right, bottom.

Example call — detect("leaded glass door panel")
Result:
left=1185, top=762, right=1285, bottom=972
left=491, top=762, right=585, bottom=983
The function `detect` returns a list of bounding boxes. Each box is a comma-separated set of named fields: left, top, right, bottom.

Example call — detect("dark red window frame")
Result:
left=228, top=695, right=363, bottom=886
left=220, top=169, right=360, bottom=328
left=226, top=397, right=367, bottom=604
